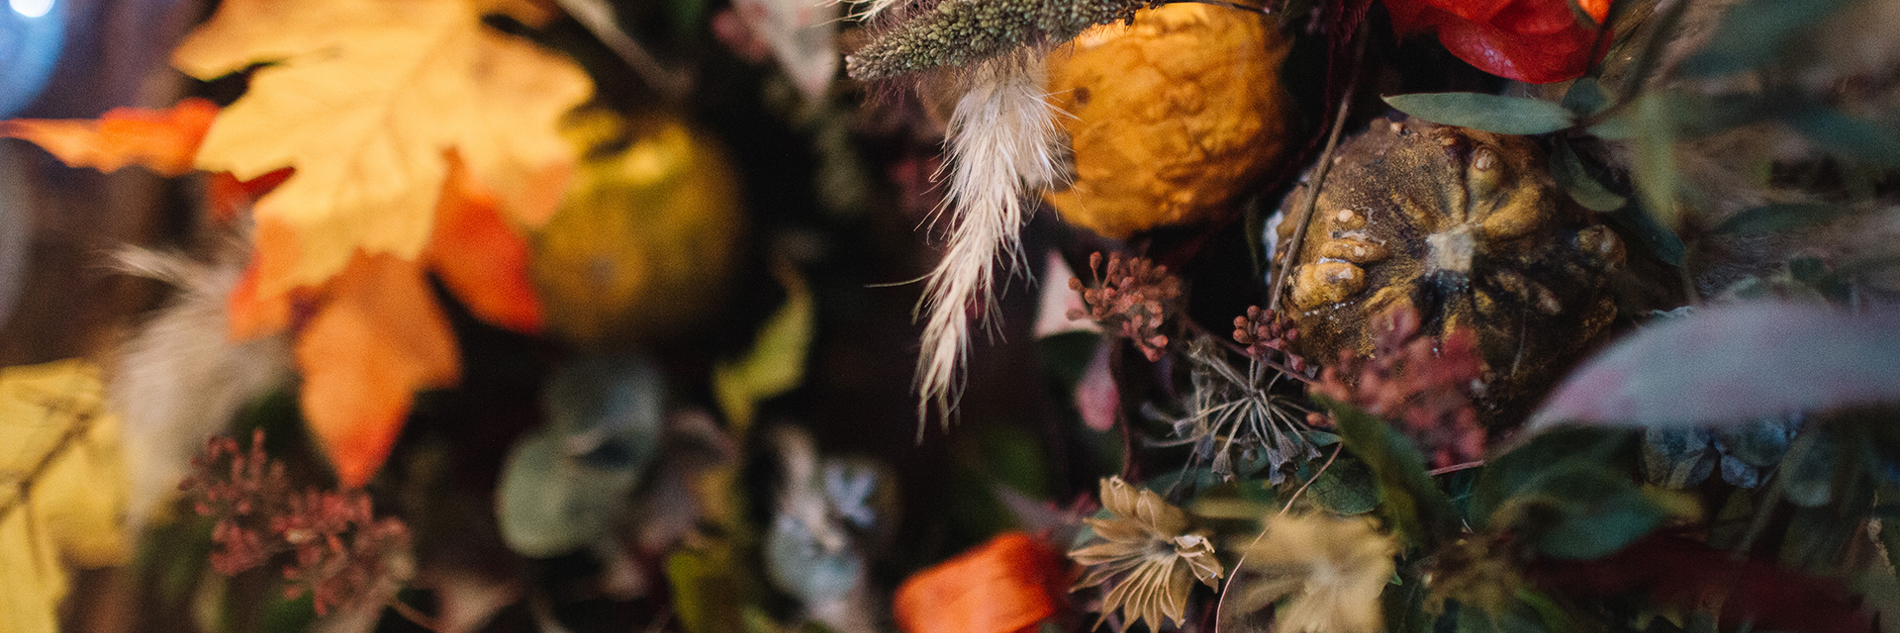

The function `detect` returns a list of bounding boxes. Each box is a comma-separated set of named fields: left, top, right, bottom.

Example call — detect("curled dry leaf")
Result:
left=173, top=0, right=592, bottom=299
left=0, top=98, right=218, bottom=176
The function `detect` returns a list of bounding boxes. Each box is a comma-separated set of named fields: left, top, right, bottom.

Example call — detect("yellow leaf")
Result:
left=0, top=360, right=129, bottom=633
left=173, top=0, right=592, bottom=298
left=711, top=261, right=814, bottom=435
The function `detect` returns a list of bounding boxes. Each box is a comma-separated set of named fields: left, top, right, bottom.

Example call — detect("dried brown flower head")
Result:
left=1229, top=514, right=1397, bottom=633
left=1070, top=477, right=1223, bottom=632
left=1069, top=252, right=1182, bottom=362
left=1166, top=337, right=1317, bottom=484
left=1310, top=307, right=1485, bottom=468
left=179, top=430, right=410, bottom=615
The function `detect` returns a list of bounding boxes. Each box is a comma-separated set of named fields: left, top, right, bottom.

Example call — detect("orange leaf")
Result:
left=425, top=154, right=545, bottom=333
left=228, top=219, right=304, bottom=341
left=295, top=253, right=461, bottom=487
left=894, top=533, right=1069, bottom=633
left=0, top=98, right=218, bottom=176
left=206, top=168, right=294, bottom=224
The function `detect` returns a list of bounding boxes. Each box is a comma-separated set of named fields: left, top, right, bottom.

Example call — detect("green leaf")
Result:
left=1608, top=200, right=1686, bottom=267
left=1561, top=79, right=1612, bottom=117
left=1492, top=465, right=1670, bottom=560
left=1383, top=93, right=1577, bottom=136
left=1531, top=302, right=1900, bottom=428
left=495, top=429, right=643, bottom=557
left=713, top=261, right=815, bottom=436
left=1474, top=427, right=1636, bottom=524
left=1550, top=140, right=1627, bottom=212
left=1631, top=93, right=1682, bottom=231
left=1786, top=109, right=1900, bottom=168
left=1321, top=396, right=1459, bottom=546
left=1679, top=0, right=1856, bottom=77
left=1710, top=203, right=1861, bottom=235
left=1306, top=457, right=1381, bottom=516
left=1780, top=429, right=1837, bottom=508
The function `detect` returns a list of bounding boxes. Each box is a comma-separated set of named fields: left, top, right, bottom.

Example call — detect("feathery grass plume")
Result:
left=844, top=0, right=1151, bottom=81
left=913, top=50, right=1062, bottom=431
left=112, top=246, right=293, bottom=528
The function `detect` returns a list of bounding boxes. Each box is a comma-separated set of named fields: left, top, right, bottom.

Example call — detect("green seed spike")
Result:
left=844, top=0, right=1153, bottom=81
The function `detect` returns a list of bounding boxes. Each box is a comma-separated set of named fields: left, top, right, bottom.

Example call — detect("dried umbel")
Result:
left=1070, top=477, right=1224, bottom=632
left=1043, top=4, right=1297, bottom=238
left=1274, top=117, right=1625, bottom=425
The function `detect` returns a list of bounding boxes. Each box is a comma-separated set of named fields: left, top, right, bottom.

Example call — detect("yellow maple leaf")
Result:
left=0, top=360, right=128, bottom=633
left=172, top=0, right=593, bottom=298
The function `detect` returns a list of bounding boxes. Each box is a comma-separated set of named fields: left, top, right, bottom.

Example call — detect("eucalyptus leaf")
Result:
left=1383, top=93, right=1577, bottom=136
left=1710, top=203, right=1861, bottom=235
left=1492, top=465, right=1669, bottom=560
left=1678, top=0, right=1855, bottom=77
left=1531, top=303, right=1900, bottom=428
left=495, top=430, right=643, bottom=557
left=1551, top=141, right=1627, bottom=212
left=1609, top=199, right=1686, bottom=267
left=1561, top=79, right=1612, bottom=117
left=1475, top=427, right=1636, bottom=524
left=1631, top=94, right=1681, bottom=231
left=1786, top=109, right=1900, bottom=168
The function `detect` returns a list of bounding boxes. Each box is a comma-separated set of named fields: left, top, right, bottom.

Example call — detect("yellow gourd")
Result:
left=1043, top=4, right=1296, bottom=239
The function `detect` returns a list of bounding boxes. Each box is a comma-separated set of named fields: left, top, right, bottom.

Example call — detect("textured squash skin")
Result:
left=1043, top=4, right=1296, bottom=239
left=1275, top=118, right=1625, bottom=425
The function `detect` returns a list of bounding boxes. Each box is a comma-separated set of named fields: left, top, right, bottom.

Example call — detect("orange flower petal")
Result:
left=425, top=153, right=545, bottom=334
left=295, top=252, right=461, bottom=487
left=0, top=98, right=218, bottom=176
left=894, top=533, right=1069, bottom=633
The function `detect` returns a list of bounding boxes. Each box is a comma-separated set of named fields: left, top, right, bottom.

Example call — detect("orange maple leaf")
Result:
left=0, top=98, right=218, bottom=176
left=228, top=156, right=546, bottom=485
left=295, top=252, right=462, bottom=488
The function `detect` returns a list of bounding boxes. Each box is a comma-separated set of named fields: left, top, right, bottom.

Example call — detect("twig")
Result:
left=1211, top=443, right=1343, bottom=632
left=1278, top=444, right=1343, bottom=517
left=1269, top=34, right=1365, bottom=311
left=0, top=396, right=99, bottom=522
left=555, top=0, right=694, bottom=103
left=387, top=598, right=442, bottom=632
left=1426, top=460, right=1485, bottom=477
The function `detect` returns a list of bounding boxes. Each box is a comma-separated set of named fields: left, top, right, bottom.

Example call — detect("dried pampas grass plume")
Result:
left=112, top=246, right=292, bottom=527
left=914, top=50, right=1063, bottom=432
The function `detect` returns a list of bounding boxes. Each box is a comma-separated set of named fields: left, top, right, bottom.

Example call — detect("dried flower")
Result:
left=1164, top=337, right=1317, bottom=484
left=1068, top=252, right=1182, bottom=362
left=1310, top=307, right=1485, bottom=468
left=180, top=430, right=411, bottom=615
left=844, top=0, right=1152, bottom=81
left=1070, top=477, right=1223, bottom=632
left=1233, top=305, right=1306, bottom=373
left=1230, top=514, right=1398, bottom=633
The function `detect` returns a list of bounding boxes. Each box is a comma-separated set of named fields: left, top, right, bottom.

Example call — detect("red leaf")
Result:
left=0, top=98, right=218, bottom=175
left=1531, top=537, right=1872, bottom=633
left=894, top=533, right=1070, bottom=633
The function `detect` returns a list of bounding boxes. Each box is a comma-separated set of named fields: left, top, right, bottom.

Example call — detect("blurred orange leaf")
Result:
left=173, top=0, right=591, bottom=298
left=426, top=154, right=545, bottom=334
left=0, top=98, right=218, bottom=176
left=295, top=253, right=461, bottom=488
left=894, top=533, right=1069, bottom=633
